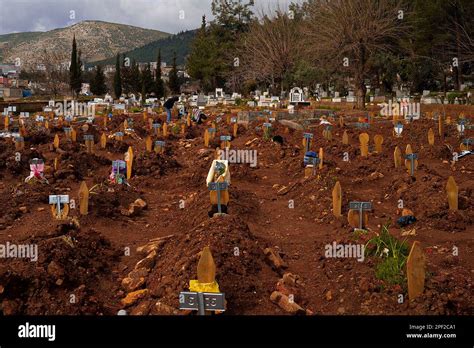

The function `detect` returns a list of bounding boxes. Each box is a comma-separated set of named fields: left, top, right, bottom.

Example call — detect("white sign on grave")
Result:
left=290, top=87, right=304, bottom=103
left=215, top=88, right=224, bottom=99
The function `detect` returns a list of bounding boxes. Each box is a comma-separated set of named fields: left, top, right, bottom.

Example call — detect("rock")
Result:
left=152, top=301, right=179, bottom=315
left=47, top=261, right=65, bottom=279
left=337, top=306, right=345, bottom=314
left=135, top=250, right=156, bottom=271
left=122, top=268, right=149, bottom=292
left=37, top=207, right=45, bottom=212
left=1, top=299, right=20, bottom=315
left=130, top=300, right=151, bottom=315
left=18, top=206, right=28, bottom=214
left=121, top=289, right=149, bottom=307
left=122, top=198, right=147, bottom=217
left=326, top=290, right=333, bottom=301
left=270, top=291, right=305, bottom=315
left=264, top=248, right=288, bottom=271
left=136, top=241, right=164, bottom=255
left=282, top=273, right=301, bottom=286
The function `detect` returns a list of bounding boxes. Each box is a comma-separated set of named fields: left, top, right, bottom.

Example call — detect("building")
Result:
left=0, top=87, right=23, bottom=98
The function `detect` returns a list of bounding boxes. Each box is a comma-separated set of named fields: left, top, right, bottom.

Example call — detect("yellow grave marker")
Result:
left=145, top=136, right=153, bottom=152
left=189, top=246, right=220, bottom=293
left=342, top=130, right=349, bottom=145
left=100, top=133, right=107, bottom=149
left=404, top=144, right=418, bottom=174
left=204, top=129, right=210, bottom=147
left=53, top=134, right=60, bottom=149
left=318, top=147, right=323, bottom=169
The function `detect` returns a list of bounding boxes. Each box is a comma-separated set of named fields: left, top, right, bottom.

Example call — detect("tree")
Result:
left=141, top=63, right=154, bottom=97
left=168, top=52, right=180, bottom=94
left=236, top=10, right=303, bottom=94
left=69, top=35, right=82, bottom=96
left=113, top=54, right=122, bottom=98
left=130, top=59, right=141, bottom=94
left=154, top=49, right=165, bottom=98
left=305, top=0, right=410, bottom=109
left=90, top=65, right=107, bottom=95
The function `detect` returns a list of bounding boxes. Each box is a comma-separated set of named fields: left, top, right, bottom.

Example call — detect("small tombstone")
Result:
left=154, top=141, right=165, bottom=154
left=100, top=133, right=107, bottom=149
left=53, top=134, right=60, bottom=149
left=407, top=241, right=425, bottom=300
left=145, top=136, right=153, bottom=152
left=84, top=134, right=94, bottom=154
left=359, top=133, right=369, bottom=157
left=125, top=147, right=133, bottom=180
left=428, top=128, right=434, bottom=146
left=208, top=181, right=229, bottom=215
left=393, top=146, right=402, bottom=168
left=374, top=135, right=384, bottom=153
left=79, top=181, right=89, bottom=215
left=446, top=176, right=458, bottom=211
left=49, top=195, right=70, bottom=220
left=332, top=181, right=342, bottom=218
left=342, top=130, right=349, bottom=145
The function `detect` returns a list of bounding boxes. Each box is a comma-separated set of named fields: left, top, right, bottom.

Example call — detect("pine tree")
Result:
left=113, top=54, right=122, bottom=98
left=69, top=35, right=82, bottom=96
left=142, top=63, right=154, bottom=95
left=168, top=52, right=180, bottom=94
left=121, top=57, right=132, bottom=95
left=90, top=65, right=107, bottom=95
left=154, top=49, right=165, bottom=98
left=130, top=59, right=141, bottom=94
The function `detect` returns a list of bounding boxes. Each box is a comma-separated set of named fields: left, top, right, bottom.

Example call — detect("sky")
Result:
left=0, top=0, right=301, bottom=35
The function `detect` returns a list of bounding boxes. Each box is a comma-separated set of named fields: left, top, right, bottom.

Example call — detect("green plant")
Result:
left=171, top=123, right=180, bottom=134
left=365, top=224, right=409, bottom=285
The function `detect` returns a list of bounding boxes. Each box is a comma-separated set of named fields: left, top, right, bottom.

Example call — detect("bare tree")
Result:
left=234, top=10, right=303, bottom=94
left=35, top=48, right=69, bottom=97
left=304, top=0, right=409, bottom=109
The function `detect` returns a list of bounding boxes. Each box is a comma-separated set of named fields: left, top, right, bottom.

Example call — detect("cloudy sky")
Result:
left=0, top=0, right=300, bottom=35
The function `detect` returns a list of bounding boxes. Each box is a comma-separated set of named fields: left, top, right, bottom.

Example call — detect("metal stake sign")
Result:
left=49, top=195, right=69, bottom=219
left=303, top=133, right=313, bottom=153
left=208, top=182, right=228, bottom=214
left=154, top=140, right=166, bottom=154
left=349, top=201, right=372, bottom=229
left=179, top=291, right=225, bottom=315
left=394, top=122, right=403, bottom=137
left=355, top=122, right=370, bottom=129
left=220, top=135, right=231, bottom=149
left=405, top=153, right=418, bottom=176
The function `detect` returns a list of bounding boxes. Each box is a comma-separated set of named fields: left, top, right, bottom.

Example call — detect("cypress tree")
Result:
left=69, top=35, right=81, bottom=96
left=168, top=51, right=180, bottom=94
left=113, top=54, right=122, bottom=98
left=154, top=49, right=165, bottom=99
left=91, top=65, right=107, bottom=95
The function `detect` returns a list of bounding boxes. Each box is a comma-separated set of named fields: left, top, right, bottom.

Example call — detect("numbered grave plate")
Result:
left=208, top=182, right=228, bottom=191
left=84, top=134, right=94, bottom=141
left=303, top=133, right=314, bottom=139
left=152, top=123, right=161, bottom=129
left=208, top=128, right=216, bottom=133
left=405, top=153, right=418, bottom=160
left=349, top=202, right=372, bottom=210
left=231, top=117, right=237, bottom=123
left=220, top=135, right=231, bottom=141
left=179, top=291, right=226, bottom=312
left=155, top=141, right=166, bottom=147
left=49, top=195, right=69, bottom=205
left=263, top=123, right=272, bottom=128
left=115, top=132, right=124, bottom=137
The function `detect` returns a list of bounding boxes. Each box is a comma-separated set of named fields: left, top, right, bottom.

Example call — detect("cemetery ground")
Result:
left=0, top=104, right=472, bottom=316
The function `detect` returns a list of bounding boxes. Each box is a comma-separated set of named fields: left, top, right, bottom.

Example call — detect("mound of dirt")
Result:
left=0, top=228, right=121, bottom=315
left=122, top=215, right=281, bottom=315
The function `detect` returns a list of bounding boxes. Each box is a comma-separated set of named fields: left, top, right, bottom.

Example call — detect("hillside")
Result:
left=89, top=30, right=197, bottom=67
left=0, top=20, right=170, bottom=69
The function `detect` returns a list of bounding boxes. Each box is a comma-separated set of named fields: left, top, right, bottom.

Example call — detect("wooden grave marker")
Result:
left=53, top=134, right=60, bottom=149
left=84, top=134, right=94, bottom=154
left=145, top=136, right=153, bottom=152
left=374, top=134, right=384, bottom=153
left=342, top=130, right=349, bottom=145
left=428, top=128, right=434, bottom=146
left=404, top=144, right=418, bottom=175
left=332, top=181, right=342, bottom=218
left=79, top=181, right=89, bottom=215
left=394, top=146, right=402, bottom=168
left=407, top=241, right=425, bottom=300
left=204, top=129, right=210, bottom=147
left=125, top=146, right=133, bottom=180
left=15, top=136, right=24, bottom=151
left=100, top=133, right=107, bottom=149
left=154, top=141, right=165, bottom=154
left=446, top=176, right=458, bottom=211
left=49, top=194, right=69, bottom=220
left=359, top=133, right=369, bottom=157
left=318, top=147, right=324, bottom=169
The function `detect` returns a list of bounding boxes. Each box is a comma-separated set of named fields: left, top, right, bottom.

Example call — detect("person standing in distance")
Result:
left=163, top=96, right=179, bottom=123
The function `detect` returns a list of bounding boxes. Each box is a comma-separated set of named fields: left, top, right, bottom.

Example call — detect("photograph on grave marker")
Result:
left=0, top=0, right=472, bottom=345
